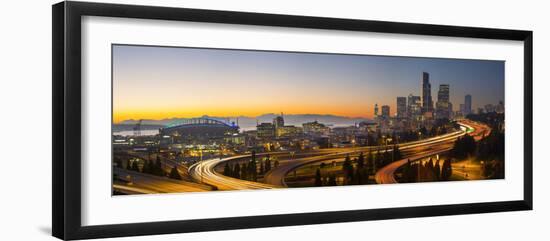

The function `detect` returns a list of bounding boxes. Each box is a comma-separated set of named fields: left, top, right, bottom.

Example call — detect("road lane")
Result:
left=374, top=120, right=491, bottom=184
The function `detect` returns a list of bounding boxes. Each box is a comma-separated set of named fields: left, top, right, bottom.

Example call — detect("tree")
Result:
left=328, top=174, right=337, bottom=186
left=233, top=163, right=241, bottom=179
left=426, top=158, right=435, bottom=181
left=355, top=167, right=365, bottom=185
left=248, top=160, right=258, bottom=181
left=260, top=161, right=265, bottom=175
left=126, top=159, right=132, bottom=170
left=441, top=159, right=452, bottom=181
left=401, top=159, right=415, bottom=183
left=142, top=160, right=151, bottom=174
left=131, top=159, right=140, bottom=172
left=314, top=168, right=322, bottom=186
left=392, top=144, right=402, bottom=161
left=434, top=159, right=441, bottom=180
left=153, top=155, right=164, bottom=176
left=240, top=163, right=247, bottom=180
left=265, top=156, right=272, bottom=172
left=169, top=166, right=182, bottom=180
left=223, top=162, right=231, bottom=176
left=342, top=155, right=354, bottom=184
left=357, top=152, right=365, bottom=169
left=451, top=134, right=476, bottom=159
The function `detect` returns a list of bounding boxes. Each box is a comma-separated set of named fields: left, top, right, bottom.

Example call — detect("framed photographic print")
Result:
left=52, top=1, right=533, bottom=240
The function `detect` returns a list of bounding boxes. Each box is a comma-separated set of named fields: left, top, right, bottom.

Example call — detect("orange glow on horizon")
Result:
left=113, top=106, right=377, bottom=123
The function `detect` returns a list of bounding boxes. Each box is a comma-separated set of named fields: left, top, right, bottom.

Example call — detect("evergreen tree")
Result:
left=342, top=155, right=354, bottom=184
left=426, top=158, right=435, bottom=180
left=328, top=174, right=337, bottom=186
left=142, top=160, right=151, bottom=174
left=240, top=163, right=247, bottom=180
left=153, top=155, right=163, bottom=176
left=314, top=168, right=322, bottom=186
left=147, top=159, right=154, bottom=175
left=265, top=157, right=272, bottom=172
left=357, top=152, right=365, bottom=169
left=132, top=160, right=140, bottom=172
left=402, top=159, right=414, bottom=182
left=249, top=160, right=258, bottom=181
left=392, top=144, right=402, bottom=161
left=223, top=162, right=231, bottom=176
left=441, top=159, right=452, bottom=181
left=434, top=159, right=441, bottom=180
left=169, top=166, right=182, bottom=180
left=260, top=161, right=265, bottom=175
left=375, top=148, right=382, bottom=168
left=452, top=134, right=477, bottom=159
left=355, top=167, right=364, bottom=185
left=233, top=163, right=240, bottom=179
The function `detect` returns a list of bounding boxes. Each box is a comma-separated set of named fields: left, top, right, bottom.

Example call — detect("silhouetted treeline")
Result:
left=401, top=158, right=452, bottom=183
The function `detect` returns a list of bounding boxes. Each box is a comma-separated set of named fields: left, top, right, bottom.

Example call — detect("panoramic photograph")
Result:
left=111, top=44, right=505, bottom=195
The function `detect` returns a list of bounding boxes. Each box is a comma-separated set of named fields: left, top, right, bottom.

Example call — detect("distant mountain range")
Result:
left=117, top=114, right=372, bottom=130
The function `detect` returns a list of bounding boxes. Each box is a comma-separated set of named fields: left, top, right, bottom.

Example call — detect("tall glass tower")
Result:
left=421, top=72, right=433, bottom=113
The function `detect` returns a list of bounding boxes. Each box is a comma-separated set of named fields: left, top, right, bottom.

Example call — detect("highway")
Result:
left=113, top=168, right=212, bottom=194
left=188, top=155, right=279, bottom=190
left=189, top=120, right=487, bottom=189
left=374, top=120, right=491, bottom=184
left=264, top=121, right=478, bottom=187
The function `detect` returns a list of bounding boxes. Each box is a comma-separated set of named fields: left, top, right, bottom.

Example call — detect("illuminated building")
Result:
left=276, top=125, right=303, bottom=138
left=256, top=123, right=275, bottom=138
left=381, top=105, right=390, bottom=119
left=407, top=94, right=422, bottom=121
left=435, top=84, right=451, bottom=119
left=464, top=94, right=472, bottom=115
left=422, top=72, right=434, bottom=113
left=396, top=97, right=407, bottom=118
left=303, top=121, right=330, bottom=136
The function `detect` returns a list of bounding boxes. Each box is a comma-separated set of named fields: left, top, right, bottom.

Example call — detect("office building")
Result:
left=421, top=72, right=434, bottom=113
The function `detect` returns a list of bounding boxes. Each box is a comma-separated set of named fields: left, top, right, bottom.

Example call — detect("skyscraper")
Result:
left=421, top=72, right=433, bottom=114
left=381, top=105, right=390, bottom=119
left=464, top=94, right=472, bottom=115
left=396, top=97, right=407, bottom=118
left=407, top=94, right=421, bottom=121
left=436, top=84, right=451, bottom=119
left=374, top=103, right=379, bottom=117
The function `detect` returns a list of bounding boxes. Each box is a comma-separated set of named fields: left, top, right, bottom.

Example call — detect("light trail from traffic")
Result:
left=374, top=120, right=491, bottom=184
left=189, top=120, right=487, bottom=190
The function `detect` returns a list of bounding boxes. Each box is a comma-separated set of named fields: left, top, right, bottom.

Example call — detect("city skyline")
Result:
left=113, top=44, right=504, bottom=123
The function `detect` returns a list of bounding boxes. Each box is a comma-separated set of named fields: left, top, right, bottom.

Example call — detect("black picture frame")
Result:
left=52, top=1, right=533, bottom=240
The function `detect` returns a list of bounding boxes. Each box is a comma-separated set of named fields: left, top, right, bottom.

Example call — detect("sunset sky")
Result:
left=112, top=44, right=504, bottom=123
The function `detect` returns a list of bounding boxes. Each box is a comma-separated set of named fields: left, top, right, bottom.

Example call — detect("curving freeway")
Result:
left=189, top=120, right=488, bottom=190
left=113, top=168, right=212, bottom=194
left=374, top=120, right=491, bottom=184
left=188, top=155, right=279, bottom=190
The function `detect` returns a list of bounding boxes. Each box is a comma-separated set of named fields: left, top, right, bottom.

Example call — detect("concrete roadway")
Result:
left=190, top=121, right=483, bottom=189
left=113, top=168, right=211, bottom=194
left=374, top=120, right=491, bottom=184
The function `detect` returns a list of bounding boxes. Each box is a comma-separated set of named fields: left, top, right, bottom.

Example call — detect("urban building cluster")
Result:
left=113, top=71, right=504, bottom=166
left=374, top=72, right=504, bottom=133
